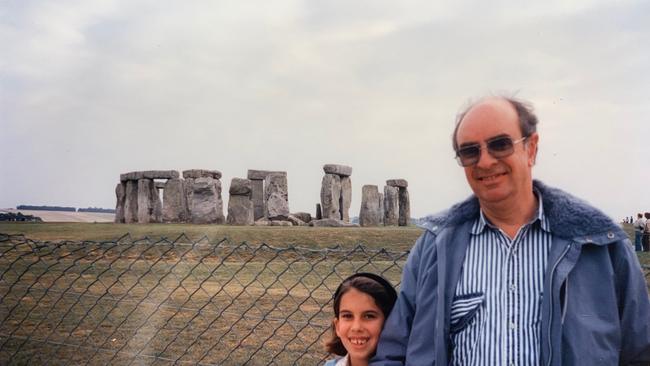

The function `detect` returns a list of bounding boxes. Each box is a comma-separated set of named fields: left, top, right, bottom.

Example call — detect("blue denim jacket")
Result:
left=371, top=180, right=650, bottom=365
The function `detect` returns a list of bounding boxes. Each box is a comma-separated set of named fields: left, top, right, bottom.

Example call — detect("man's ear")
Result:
left=526, top=133, right=539, bottom=166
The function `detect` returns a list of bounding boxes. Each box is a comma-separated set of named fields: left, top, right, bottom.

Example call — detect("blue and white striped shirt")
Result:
left=451, top=194, right=552, bottom=366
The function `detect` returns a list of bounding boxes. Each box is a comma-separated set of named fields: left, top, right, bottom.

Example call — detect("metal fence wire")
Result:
left=0, top=233, right=408, bottom=365
left=1, top=234, right=649, bottom=366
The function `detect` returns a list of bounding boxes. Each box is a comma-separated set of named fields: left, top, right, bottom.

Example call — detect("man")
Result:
left=372, top=96, right=650, bottom=365
left=634, top=213, right=646, bottom=251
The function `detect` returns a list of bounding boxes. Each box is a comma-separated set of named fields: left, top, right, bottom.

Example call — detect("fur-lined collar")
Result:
left=420, top=180, right=625, bottom=243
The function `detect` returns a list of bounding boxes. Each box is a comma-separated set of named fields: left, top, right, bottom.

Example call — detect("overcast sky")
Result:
left=1, top=0, right=649, bottom=221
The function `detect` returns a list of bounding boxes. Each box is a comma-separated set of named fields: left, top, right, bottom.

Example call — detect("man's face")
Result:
left=455, top=99, right=538, bottom=206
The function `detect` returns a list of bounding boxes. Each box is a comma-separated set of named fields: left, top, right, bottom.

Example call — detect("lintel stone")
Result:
left=323, top=164, right=352, bottom=177
left=183, top=169, right=222, bottom=179
left=386, top=179, right=408, bottom=188
left=120, top=170, right=179, bottom=181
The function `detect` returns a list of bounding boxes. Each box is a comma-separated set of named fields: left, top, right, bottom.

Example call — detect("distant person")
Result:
left=641, top=212, right=650, bottom=252
left=372, top=96, right=650, bottom=365
left=634, top=213, right=646, bottom=251
left=325, top=273, right=397, bottom=366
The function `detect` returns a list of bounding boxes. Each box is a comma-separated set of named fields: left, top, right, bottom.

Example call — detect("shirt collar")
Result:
left=471, top=189, right=551, bottom=235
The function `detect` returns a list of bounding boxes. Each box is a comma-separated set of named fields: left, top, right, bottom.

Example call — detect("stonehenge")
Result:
left=247, top=170, right=288, bottom=221
left=115, top=166, right=411, bottom=227
left=115, top=170, right=224, bottom=224
left=320, top=164, right=352, bottom=223
left=386, top=179, right=411, bottom=226
left=227, top=178, right=254, bottom=225
left=359, top=185, right=383, bottom=227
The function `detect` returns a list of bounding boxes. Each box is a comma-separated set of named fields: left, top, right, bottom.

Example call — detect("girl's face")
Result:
left=334, top=288, right=385, bottom=366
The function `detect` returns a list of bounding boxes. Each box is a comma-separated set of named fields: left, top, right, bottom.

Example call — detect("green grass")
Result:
left=0, top=222, right=424, bottom=251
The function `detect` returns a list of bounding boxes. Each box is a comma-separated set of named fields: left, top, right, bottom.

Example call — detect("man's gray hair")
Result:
left=451, top=96, right=539, bottom=151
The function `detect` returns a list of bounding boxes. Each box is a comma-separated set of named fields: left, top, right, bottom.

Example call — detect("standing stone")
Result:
left=316, top=204, right=322, bottom=220
left=115, top=182, right=125, bottom=223
left=320, top=174, right=341, bottom=220
left=137, top=179, right=154, bottom=223
left=189, top=177, right=225, bottom=224
left=248, top=169, right=286, bottom=220
left=383, top=185, right=399, bottom=226
left=124, top=180, right=138, bottom=223
left=359, top=185, right=382, bottom=227
left=149, top=182, right=162, bottom=223
left=227, top=178, right=254, bottom=225
left=399, top=188, right=410, bottom=226
left=227, top=196, right=254, bottom=225
left=378, top=192, right=384, bottom=226
left=250, top=179, right=265, bottom=220
left=229, top=177, right=252, bottom=196
left=184, top=177, right=195, bottom=220
left=162, top=178, right=187, bottom=223
left=265, top=173, right=289, bottom=220
left=340, top=176, right=352, bottom=222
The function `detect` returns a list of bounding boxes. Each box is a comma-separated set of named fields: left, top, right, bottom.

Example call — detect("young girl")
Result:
left=324, top=273, right=398, bottom=366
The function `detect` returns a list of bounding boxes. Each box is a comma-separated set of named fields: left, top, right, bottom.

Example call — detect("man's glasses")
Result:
left=455, top=136, right=528, bottom=167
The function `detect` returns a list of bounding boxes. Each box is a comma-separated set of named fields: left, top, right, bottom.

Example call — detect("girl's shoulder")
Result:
left=324, top=354, right=348, bottom=366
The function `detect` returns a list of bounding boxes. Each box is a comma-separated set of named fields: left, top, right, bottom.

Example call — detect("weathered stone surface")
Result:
left=251, top=179, right=265, bottom=220
left=229, top=178, right=252, bottom=196
left=184, top=177, right=194, bottom=220
left=162, top=178, right=187, bottom=223
left=323, top=164, right=353, bottom=177
left=383, top=185, right=399, bottom=226
left=359, top=185, right=382, bottom=227
left=310, top=218, right=359, bottom=227
left=254, top=218, right=271, bottom=226
left=151, top=183, right=162, bottom=223
left=227, top=194, right=254, bottom=225
left=320, top=174, right=341, bottom=220
left=183, top=169, right=222, bottom=180
left=287, top=214, right=306, bottom=226
left=120, top=170, right=179, bottom=181
left=398, top=188, right=410, bottom=226
left=270, top=220, right=293, bottom=226
left=386, top=179, right=408, bottom=188
left=189, top=177, right=224, bottom=224
left=292, top=212, right=312, bottom=223
left=124, top=180, right=138, bottom=223
left=264, top=173, right=289, bottom=220
left=378, top=192, right=384, bottom=226
left=137, top=179, right=154, bottom=223
left=316, top=204, right=322, bottom=220
left=340, top=176, right=352, bottom=222
left=115, top=183, right=125, bottom=223
left=248, top=169, right=272, bottom=180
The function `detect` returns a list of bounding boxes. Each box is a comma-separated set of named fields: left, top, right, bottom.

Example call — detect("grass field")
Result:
left=0, top=222, right=424, bottom=251
left=0, top=221, right=647, bottom=264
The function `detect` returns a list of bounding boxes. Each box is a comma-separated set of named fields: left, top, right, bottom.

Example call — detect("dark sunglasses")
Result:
left=455, top=135, right=528, bottom=167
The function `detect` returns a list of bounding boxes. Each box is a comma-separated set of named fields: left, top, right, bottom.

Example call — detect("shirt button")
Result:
left=509, top=284, right=516, bottom=291
left=510, top=322, right=516, bottom=330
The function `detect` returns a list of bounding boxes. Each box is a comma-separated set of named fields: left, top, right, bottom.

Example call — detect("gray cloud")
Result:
left=1, top=0, right=648, bottom=220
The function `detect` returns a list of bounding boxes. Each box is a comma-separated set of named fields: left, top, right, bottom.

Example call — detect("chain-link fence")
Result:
left=0, top=233, right=408, bottom=365
left=1, top=233, right=649, bottom=365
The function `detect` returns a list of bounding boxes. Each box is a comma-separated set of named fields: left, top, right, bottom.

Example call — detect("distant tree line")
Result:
left=77, top=207, right=116, bottom=213
left=16, top=205, right=115, bottom=213
left=17, top=205, right=76, bottom=212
